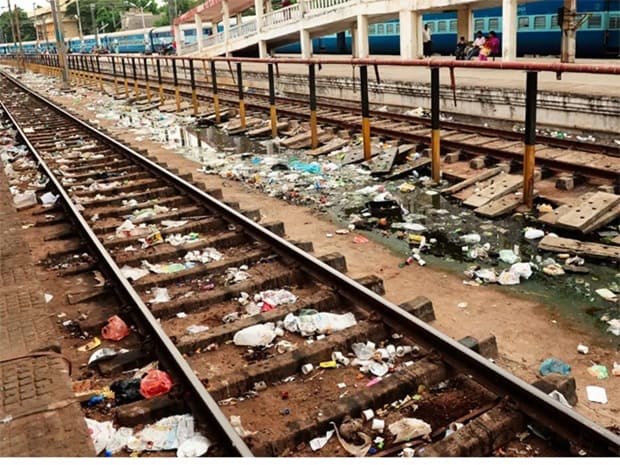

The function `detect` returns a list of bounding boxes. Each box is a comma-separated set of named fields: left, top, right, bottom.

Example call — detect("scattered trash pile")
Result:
left=538, top=347, right=619, bottom=407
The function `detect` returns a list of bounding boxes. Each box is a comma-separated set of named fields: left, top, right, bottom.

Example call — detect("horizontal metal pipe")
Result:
left=41, top=53, right=620, bottom=75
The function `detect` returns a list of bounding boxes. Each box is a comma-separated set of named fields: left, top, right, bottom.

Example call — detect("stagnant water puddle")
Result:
left=160, top=123, right=619, bottom=345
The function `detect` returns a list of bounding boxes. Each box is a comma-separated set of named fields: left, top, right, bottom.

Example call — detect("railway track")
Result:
left=81, top=57, right=619, bottom=184
left=1, top=71, right=619, bottom=457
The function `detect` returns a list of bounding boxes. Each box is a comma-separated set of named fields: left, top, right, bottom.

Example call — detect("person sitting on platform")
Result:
left=486, top=31, right=500, bottom=60
left=455, top=36, right=467, bottom=60
left=466, top=30, right=485, bottom=60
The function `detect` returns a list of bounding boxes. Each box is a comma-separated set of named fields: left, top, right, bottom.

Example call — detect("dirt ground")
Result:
left=37, top=81, right=619, bottom=433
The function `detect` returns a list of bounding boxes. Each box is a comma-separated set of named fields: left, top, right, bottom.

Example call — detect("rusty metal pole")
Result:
left=523, top=71, right=538, bottom=209
left=431, top=67, right=441, bottom=183
left=360, top=65, right=371, bottom=161
left=236, top=62, right=246, bottom=128
left=309, top=63, right=318, bottom=149
left=268, top=63, right=277, bottom=138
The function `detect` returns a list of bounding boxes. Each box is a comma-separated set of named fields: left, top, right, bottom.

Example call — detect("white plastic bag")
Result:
left=233, top=323, right=277, bottom=346
left=127, top=414, right=195, bottom=451
left=176, top=433, right=211, bottom=457
left=388, top=418, right=432, bottom=443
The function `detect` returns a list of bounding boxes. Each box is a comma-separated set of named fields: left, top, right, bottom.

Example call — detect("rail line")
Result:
left=1, top=70, right=619, bottom=457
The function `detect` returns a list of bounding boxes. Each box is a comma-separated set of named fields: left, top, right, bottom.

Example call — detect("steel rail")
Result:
left=0, top=71, right=253, bottom=458
left=2, top=72, right=619, bottom=456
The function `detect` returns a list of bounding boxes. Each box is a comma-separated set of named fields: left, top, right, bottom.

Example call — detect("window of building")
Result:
left=437, top=20, right=447, bottom=32
left=488, top=17, right=499, bottom=30
left=534, top=16, right=546, bottom=29
left=386, top=23, right=394, bottom=34
left=376, top=23, right=384, bottom=35
left=449, top=19, right=457, bottom=32
left=474, top=18, right=485, bottom=31
left=518, top=16, right=530, bottom=29
left=588, top=14, right=602, bottom=29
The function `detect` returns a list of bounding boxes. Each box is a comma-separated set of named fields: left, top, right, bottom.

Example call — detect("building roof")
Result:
left=174, top=0, right=254, bottom=25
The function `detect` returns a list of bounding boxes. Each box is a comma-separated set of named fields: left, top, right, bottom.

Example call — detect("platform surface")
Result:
left=0, top=169, right=93, bottom=457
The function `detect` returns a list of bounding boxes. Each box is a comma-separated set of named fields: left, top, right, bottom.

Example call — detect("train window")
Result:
left=551, top=15, right=560, bottom=28
left=368, top=24, right=375, bottom=35
left=488, top=18, right=498, bottom=30
left=386, top=23, right=394, bottom=34
left=377, top=24, right=384, bottom=34
left=437, top=20, right=447, bottom=32
left=518, top=16, right=530, bottom=29
left=426, top=22, right=434, bottom=33
left=395, top=22, right=400, bottom=33
left=449, top=20, right=457, bottom=32
left=534, top=16, right=546, bottom=29
left=588, top=14, right=601, bottom=29
left=610, top=16, right=620, bottom=30
left=474, top=18, right=485, bottom=31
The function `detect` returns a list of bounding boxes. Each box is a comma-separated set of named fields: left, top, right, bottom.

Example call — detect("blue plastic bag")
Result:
left=539, top=357, right=571, bottom=376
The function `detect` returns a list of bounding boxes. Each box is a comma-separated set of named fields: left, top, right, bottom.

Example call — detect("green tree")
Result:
left=64, top=0, right=126, bottom=34
left=154, top=0, right=201, bottom=27
left=0, top=9, right=36, bottom=43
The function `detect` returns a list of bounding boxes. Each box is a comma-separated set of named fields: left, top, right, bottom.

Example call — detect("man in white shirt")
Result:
left=467, top=30, right=486, bottom=60
left=423, top=24, right=432, bottom=57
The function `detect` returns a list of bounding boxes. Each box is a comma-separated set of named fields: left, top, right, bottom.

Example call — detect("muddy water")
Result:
left=167, top=123, right=620, bottom=341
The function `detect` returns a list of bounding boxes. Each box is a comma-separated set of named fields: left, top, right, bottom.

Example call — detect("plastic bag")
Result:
left=539, top=357, right=571, bottom=376
left=13, top=190, right=37, bottom=209
left=284, top=310, right=357, bottom=337
left=510, top=262, right=533, bottom=280
left=388, top=418, right=432, bottom=443
left=233, top=323, right=277, bottom=347
left=101, top=315, right=130, bottom=341
left=498, top=270, right=520, bottom=286
left=110, top=378, right=143, bottom=405
left=127, top=414, right=196, bottom=451
left=177, top=434, right=211, bottom=457
left=139, top=369, right=174, bottom=399
left=587, top=365, right=609, bottom=380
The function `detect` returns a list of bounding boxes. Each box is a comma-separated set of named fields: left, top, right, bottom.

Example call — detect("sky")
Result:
left=6, top=0, right=168, bottom=14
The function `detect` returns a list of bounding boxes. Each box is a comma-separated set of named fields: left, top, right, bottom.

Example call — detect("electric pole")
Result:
left=90, top=3, right=98, bottom=46
left=49, top=0, right=70, bottom=85
left=13, top=4, right=24, bottom=69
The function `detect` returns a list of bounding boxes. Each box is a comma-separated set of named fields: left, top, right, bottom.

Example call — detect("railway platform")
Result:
left=0, top=168, right=93, bottom=456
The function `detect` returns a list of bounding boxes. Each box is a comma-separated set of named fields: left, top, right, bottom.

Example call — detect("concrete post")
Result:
left=222, top=0, right=230, bottom=55
left=415, top=10, right=424, bottom=58
left=457, top=6, right=472, bottom=41
left=355, top=14, right=369, bottom=58
left=501, top=0, right=517, bottom=60
left=254, top=0, right=267, bottom=57
left=300, top=28, right=312, bottom=58
left=399, top=10, right=419, bottom=60
left=173, top=23, right=183, bottom=54
left=195, top=14, right=203, bottom=51
left=560, top=0, right=577, bottom=63
left=351, top=26, right=357, bottom=57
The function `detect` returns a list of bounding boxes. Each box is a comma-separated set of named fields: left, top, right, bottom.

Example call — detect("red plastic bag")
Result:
left=139, top=369, right=173, bottom=399
left=101, top=315, right=130, bottom=341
